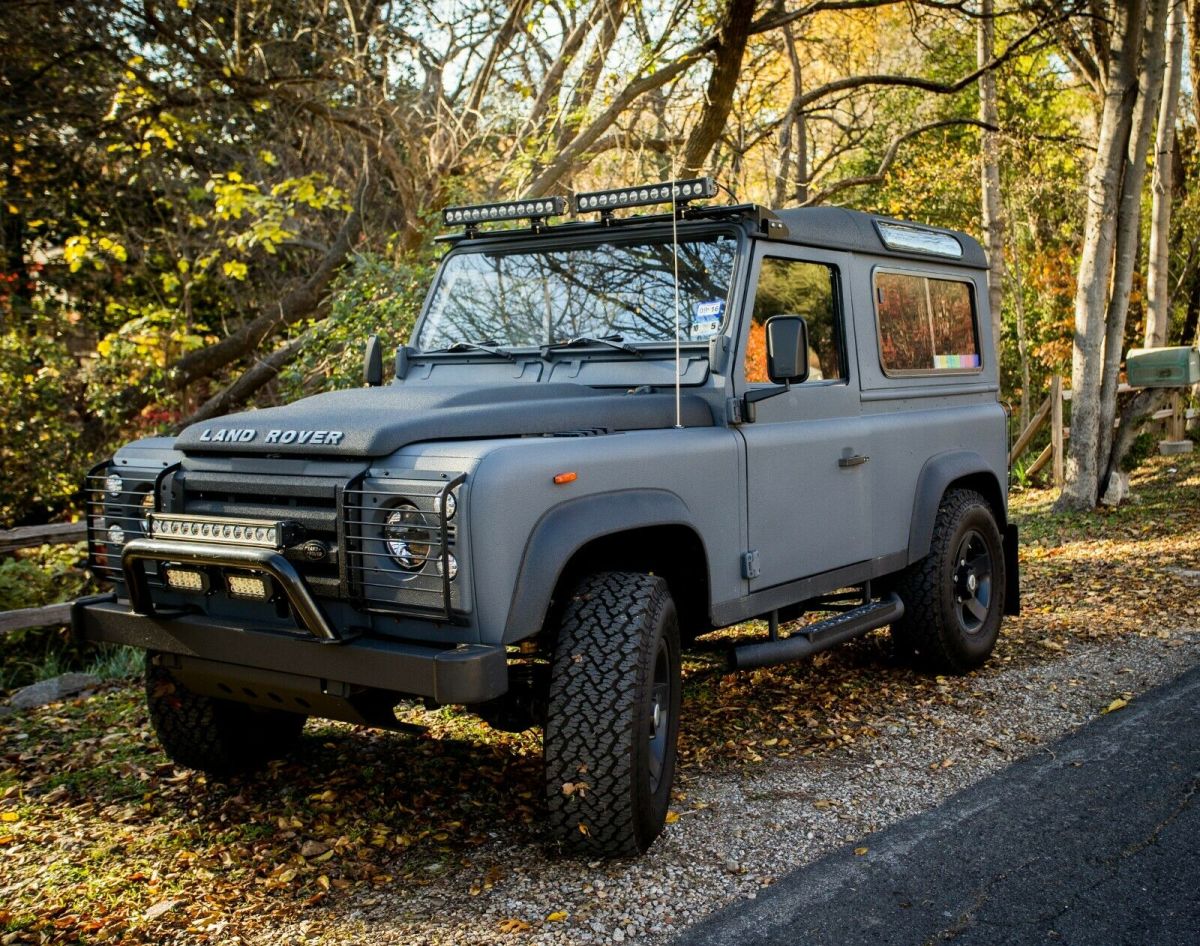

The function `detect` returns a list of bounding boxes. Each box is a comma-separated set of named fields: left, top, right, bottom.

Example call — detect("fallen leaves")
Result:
left=498, top=917, right=531, bottom=933
left=0, top=452, right=1197, bottom=945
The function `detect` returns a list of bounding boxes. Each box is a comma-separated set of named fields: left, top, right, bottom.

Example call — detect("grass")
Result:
left=1, top=452, right=1198, bottom=943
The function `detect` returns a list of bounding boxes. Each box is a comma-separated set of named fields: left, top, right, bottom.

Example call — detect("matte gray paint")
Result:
left=80, top=204, right=1011, bottom=705
left=502, top=489, right=701, bottom=641
left=174, top=382, right=714, bottom=457
left=907, top=450, right=1009, bottom=565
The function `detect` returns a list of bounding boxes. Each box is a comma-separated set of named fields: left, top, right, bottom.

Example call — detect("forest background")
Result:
left=2, top=0, right=1198, bottom=535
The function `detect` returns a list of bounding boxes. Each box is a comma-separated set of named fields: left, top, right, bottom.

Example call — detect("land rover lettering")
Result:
left=263, top=429, right=344, bottom=445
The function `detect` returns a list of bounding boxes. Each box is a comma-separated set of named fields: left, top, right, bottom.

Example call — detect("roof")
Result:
left=771, top=206, right=988, bottom=269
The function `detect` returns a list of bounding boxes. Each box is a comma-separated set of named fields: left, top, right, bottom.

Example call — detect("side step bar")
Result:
left=729, top=593, right=905, bottom=670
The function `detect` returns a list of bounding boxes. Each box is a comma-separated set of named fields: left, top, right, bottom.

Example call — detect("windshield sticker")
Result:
left=690, top=300, right=724, bottom=339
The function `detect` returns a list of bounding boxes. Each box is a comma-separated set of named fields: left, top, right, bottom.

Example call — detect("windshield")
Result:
left=416, top=232, right=739, bottom=351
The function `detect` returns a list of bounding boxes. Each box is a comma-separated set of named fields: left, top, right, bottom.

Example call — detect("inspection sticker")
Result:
left=690, top=300, right=724, bottom=339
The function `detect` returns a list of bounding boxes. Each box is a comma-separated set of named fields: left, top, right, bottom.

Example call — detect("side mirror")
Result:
left=765, top=315, right=810, bottom=385
left=364, top=334, right=383, bottom=387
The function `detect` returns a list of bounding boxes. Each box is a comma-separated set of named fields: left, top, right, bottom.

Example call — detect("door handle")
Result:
left=838, top=454, right=869, bottom=468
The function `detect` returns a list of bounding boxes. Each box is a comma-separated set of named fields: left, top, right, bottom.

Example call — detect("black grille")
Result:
left=85, top=463, right=163, bottom=586
left=173, top=469, right=345, bottom=594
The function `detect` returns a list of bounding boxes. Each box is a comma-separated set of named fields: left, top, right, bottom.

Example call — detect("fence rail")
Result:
left=1, top=522, right=88, bottom=635
left=0, top=521, right=87, bottom=554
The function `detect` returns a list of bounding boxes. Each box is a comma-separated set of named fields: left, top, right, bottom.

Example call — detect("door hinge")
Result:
left=725, top=397, right=744, bottom=425
left=742, top=550, right=761, bottom=579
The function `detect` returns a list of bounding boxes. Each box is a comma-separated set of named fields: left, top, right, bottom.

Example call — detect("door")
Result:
left=736, top=248, right=872, bottom=591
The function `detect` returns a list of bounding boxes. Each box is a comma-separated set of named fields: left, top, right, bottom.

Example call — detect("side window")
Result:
left=874, top=271, right=980, bottom=374
left=745, top=258, right=843, bottom=384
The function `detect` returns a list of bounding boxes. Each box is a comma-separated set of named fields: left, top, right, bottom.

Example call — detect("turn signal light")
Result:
left=553, top=471, right=578, bottom=485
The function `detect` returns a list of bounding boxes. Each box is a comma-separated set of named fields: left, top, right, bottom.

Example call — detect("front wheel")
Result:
left=145, top=656, right=307, bottom=775
left=544, top=572, right=681, bottom=857
left=892, top=489, right=1006, bottom=674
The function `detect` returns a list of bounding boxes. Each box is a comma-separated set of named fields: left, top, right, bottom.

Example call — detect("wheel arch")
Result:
left=906, top=451, right=1007, bottom=566
left=502, top=489, right=711, bottom=644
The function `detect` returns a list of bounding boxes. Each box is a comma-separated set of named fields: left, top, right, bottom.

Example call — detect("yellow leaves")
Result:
left=812, top=799, right=836, bottom=811
left=1102, top=697, right=1129, bottom=714
left=63, top=235, right=90, bottom=272
left=664, top=810, right=680, bottom=824
left=547, top=911, right=568, bottom=922
left=577, top=822, right=590, bottom=837
left=1, top=812, right=18, bottom=822
left=498, top=918, right=531, bottom=934
left=222, top=260, right=248, bottom=280
left=561, top=781, right=588, bottom=796
left=97, top=237, right=127, bottom=262
left=854, top=846, right=869, bottom=856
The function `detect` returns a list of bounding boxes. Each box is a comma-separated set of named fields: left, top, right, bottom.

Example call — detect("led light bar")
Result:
left=875, top=220, right=963, bottom=259
left=163, top=567, right=208, bottom=594
left=443, top=197, right=567, bottom=228
left=148, top=513, right=297, bottom=549
left=574, top=177, right=718, bottom=215
left=226, top=573, right=270, bottom=600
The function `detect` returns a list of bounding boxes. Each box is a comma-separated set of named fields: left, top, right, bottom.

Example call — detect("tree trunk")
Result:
left=978, top=0, right=1006, bottom=356
left=1057, top=0, right=1146, bottom=511
left=1009, top=224, right=1032, bottom=430
left=681, top=0, right=757, bottom=176
left=1096, top=0, right=1169, bottom=499
left=775, top=18, right=808, bottom=206
left=1145, top=0, right=1186, bottom=348
left=1191, top=2, right=1200, bottom=127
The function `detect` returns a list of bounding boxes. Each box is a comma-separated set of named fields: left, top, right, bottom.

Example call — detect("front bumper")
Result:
left=72, top=595, right=507, bottom=705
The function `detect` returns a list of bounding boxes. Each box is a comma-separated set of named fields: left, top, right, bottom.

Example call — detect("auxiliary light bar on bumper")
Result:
left=120, top=536, right=342, bottom=642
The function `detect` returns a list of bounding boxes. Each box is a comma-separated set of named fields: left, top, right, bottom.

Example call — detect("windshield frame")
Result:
left=410, top=220, right=748, bottom=358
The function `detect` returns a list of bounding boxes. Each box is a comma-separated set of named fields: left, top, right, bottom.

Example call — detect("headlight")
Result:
left=105, top=474, right=124, bottom=496
left=107, top=523, right=125, bottom=546
left=384, top=502, right=432, bottom=572
left=440, top=490, right=457, bottom=520
left=436, top=553, right=459, bottom=581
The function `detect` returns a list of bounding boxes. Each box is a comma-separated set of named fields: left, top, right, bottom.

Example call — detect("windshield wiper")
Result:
left=541, top=333, right=643, bottom=358
left=425, top=339, right=516, bottom=361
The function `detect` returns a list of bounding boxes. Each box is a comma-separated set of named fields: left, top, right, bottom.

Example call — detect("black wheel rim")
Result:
left=647, top=637, right=672, bottom=794
left=953, top=529, right=993, bottom=634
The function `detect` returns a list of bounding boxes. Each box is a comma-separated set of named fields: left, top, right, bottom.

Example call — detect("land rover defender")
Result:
left=74, top=178, right=1018, bottom=856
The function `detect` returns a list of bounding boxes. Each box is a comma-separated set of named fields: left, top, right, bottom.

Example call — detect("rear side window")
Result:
left=873, top=271, right=980, bottom=374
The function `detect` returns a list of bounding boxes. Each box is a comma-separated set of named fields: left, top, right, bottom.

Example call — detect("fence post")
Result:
left=1051, top=374, right=1064, bottom=488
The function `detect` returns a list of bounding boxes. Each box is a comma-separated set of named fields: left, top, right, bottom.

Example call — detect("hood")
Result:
left=174, top=382, right=715, bottom=457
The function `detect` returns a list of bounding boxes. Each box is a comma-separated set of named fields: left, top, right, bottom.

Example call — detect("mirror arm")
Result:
left=741, top=380, right=790, bottom=423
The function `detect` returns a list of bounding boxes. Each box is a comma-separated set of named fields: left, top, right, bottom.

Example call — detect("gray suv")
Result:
left=75, top=179, right=1018, bottom=857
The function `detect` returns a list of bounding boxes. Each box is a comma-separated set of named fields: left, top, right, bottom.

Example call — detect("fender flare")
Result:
left=502, top=488, right=702, bottom=643
left=907, top=450, right=1007, bottom=565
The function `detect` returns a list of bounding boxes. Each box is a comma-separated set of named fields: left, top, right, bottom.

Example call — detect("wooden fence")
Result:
left=0, top=521, right=88, bottom=636
left=1010, top=377, right=1195, bottom=486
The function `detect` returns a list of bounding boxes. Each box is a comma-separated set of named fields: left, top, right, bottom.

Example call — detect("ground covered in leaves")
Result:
left=2, top=454, right=1199, bottom=944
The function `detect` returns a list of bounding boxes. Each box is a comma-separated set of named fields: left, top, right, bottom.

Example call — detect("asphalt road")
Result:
left=674, top=664, right=1200, bottom=946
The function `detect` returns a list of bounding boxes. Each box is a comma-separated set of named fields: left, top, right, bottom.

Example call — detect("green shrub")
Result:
left=1120, top=430, right=1158, bottom=473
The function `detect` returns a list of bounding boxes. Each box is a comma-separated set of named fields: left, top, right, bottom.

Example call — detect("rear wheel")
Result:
left=145, top=656, right=306, bottom=775
left=544, top=572, right=681, bottom=857
left=892, top=489, right=1006, bottom=674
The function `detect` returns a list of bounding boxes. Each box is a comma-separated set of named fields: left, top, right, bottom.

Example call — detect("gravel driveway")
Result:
left=268, top=628, right=1200, bottom=946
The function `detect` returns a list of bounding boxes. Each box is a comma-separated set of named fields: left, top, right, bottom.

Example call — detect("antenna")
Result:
left=671, top=176, right=683, bottom=429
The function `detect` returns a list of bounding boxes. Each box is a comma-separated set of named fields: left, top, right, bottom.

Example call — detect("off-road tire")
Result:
left=544, top=572, right=681, bottom=857
left=145, top=656, right=306, bottom=775
left=892, top=489, right=1006, bottom=674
